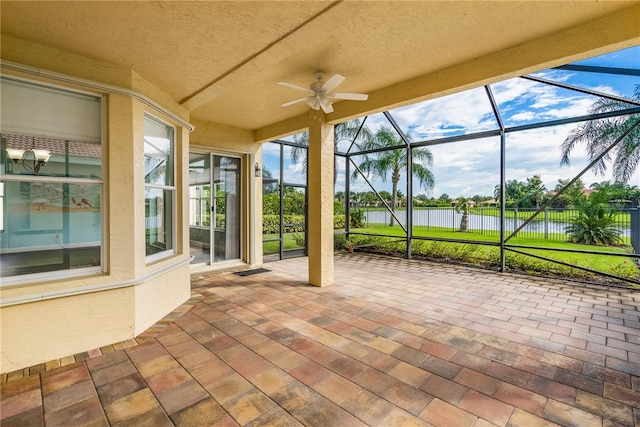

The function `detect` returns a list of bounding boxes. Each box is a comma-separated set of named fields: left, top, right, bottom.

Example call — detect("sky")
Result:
left=263, top=45, right=639, bottom=199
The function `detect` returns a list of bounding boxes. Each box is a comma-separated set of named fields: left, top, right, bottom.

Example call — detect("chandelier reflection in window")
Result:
left=4, top=138, right=51, bottom=174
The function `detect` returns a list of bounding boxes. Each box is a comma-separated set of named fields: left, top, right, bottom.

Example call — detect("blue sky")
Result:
left=263, top=45, right=639, bottom=198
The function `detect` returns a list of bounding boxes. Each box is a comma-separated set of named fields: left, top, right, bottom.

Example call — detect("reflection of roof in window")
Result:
left=1, top=133, right=101, bottom=159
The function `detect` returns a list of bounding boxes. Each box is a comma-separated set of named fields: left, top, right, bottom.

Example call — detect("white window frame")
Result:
left=144, top=113, right=177, bottom=263
left=0, top=76, right=105, bottom=286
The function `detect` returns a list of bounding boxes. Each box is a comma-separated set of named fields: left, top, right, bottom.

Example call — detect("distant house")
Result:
left=450, top=199, right=476, bottom=208
left=479, top=199, right=498, bottom=207
left=547, top=189, right=597, bottom=198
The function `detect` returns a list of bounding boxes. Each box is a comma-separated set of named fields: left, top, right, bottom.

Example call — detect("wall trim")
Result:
left=0, top=256, right=192, bottom=308
left=1, top=60, right=194, bottom=132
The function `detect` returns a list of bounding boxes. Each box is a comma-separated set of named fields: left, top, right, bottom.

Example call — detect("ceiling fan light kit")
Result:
left=278, top=71, right=368, bottom=114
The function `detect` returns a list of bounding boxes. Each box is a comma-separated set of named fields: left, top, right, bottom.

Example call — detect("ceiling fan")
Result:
left=278, top=72, right=369, bottom=114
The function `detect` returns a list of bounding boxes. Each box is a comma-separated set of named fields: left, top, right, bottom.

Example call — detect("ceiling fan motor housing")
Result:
left=279, top=71, right=368, bottom=114
left=311, top=81, right=325, bottom=94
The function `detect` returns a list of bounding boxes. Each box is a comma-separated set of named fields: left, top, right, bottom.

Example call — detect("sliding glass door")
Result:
left=189, top=153, right=241, bottom=265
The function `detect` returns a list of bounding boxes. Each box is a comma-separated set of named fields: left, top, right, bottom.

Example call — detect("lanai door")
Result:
left=189, top=153, right=241, bottom=265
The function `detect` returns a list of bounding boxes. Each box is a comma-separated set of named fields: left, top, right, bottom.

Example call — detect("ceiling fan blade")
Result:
left=281, top=97, right=309, bottom=107
left=321, top=74, right=345, bottom=92
left=320, top=98, right=334, bottom=114
left=278, top=81, right=315, bottom=94
left=331, top=92, right=369, bottom=101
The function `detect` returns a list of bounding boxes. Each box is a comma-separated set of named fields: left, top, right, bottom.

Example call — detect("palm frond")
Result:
left=561, top=83, right=640, bottom=183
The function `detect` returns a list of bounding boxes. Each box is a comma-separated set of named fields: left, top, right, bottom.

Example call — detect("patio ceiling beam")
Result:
left=328, top=4, right=640, bottom=121
left=180, top=1, right=363, bottom=113
left=254, top=4, right=640, bottom=143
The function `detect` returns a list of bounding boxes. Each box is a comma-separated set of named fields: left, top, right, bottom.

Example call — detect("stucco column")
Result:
left=307, top=110, right=334, bottom=287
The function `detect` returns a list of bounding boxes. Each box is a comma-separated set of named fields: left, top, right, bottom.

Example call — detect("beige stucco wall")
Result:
left=307, top=111, right=334, bottom=287
left=0, top=37, right=193, bottom=372
left=1, top=288, right=136, bottom=367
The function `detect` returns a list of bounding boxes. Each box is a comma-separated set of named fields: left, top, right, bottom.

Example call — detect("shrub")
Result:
left=565, top=198, right=622, bottom=246
left=334, top=233, right=393, bottom=251
left=344, top=234, right=638, bottom=284
left=262, top=215, right=281, bottom=234
left=292, top=233, right=305, bottom=247
left=263, top=214, right=347, bottom=234
left=262, top=214, right=305, bottom=234
left=262, top=193, right=281, bottom=215
left=350, top=208, right=366, bottom=228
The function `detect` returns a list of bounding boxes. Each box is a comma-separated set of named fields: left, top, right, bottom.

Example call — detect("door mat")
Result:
left=234, top=268, right=271, bottom=276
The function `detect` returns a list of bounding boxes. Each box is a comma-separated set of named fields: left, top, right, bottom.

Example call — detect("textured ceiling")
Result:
left=2, top=1, right=638, bottom=138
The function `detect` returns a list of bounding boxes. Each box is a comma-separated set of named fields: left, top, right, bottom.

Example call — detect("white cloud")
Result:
left=510, top=111, right=536, bottom=121
left=387, top=87, right=498, bottom=140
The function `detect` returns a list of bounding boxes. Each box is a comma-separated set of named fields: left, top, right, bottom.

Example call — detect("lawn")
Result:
left=261, top=225, right=639, bottom=284
left=263, top=233, right=305, bottom=254
left=465, top=206, right=632, bottom=226
left=345, top=224, right=639, bottom=284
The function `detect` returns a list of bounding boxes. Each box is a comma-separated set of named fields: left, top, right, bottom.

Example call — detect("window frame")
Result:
left=0, top=76, right=105, bottom=286
left=144, top=113, right=177, bottom=263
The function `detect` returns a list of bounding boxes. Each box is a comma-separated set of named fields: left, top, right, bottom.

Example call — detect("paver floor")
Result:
left=2, top=253, right=639, bottom=426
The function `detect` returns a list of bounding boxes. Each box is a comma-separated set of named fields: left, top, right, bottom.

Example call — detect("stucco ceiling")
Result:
left=1, top=1, right=639, bottom=140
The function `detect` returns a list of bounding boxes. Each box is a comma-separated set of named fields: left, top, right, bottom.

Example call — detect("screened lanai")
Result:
left=263, top=46, right=640, bottom=287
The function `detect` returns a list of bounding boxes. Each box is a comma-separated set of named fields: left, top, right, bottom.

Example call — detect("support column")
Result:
left=307, top=110, right=334, bottom=287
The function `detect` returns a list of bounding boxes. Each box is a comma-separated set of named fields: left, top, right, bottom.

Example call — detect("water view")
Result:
left=364, top=207, right=633, bottom=238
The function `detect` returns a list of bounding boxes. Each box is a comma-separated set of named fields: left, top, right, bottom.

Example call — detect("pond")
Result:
left=363, top=208, right=632, bottom=238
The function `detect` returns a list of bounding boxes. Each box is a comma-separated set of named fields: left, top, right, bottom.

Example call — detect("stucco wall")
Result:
left=0, top=36, right=193, bottom=372
left=1, top=288, right=136, bottom=369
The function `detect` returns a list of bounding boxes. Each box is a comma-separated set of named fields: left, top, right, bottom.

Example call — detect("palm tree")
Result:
left=355, top=125, right=434, bottom=226
left=524, top=175, right=546, bottom=209
left=561, top=84, right=640, bottom=183
left=290, top=118, right=373, bottom=186
left=565, top=194, right=622, bottom=246
left=454, top=197, right=473, bottom=232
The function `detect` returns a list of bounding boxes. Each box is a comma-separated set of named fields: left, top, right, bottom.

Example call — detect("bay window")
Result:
left=144, top=114, right=175, bottom=260
left=0, top=77, right=103, bottom=282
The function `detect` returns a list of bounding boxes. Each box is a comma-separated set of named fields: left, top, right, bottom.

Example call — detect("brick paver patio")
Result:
left=2, top=253, right=639, bottom=426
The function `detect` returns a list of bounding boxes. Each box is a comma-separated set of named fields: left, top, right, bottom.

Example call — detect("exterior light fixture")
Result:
left=5, top=143, right=51, bottom=174
left=254, top=162, right=262, bottom=177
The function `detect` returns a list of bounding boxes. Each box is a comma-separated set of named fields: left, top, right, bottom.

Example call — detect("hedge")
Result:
left=263, top=215, right=345, bottom=234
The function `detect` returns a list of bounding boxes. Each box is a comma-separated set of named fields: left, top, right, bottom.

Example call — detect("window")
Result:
left=144, top=114, right=175, bottom=260
left=0, top=77, right=103, bottom=282
left=189, top=153, right=211, bottom=228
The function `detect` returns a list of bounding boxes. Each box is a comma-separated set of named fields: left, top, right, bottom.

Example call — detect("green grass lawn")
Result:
left=261, top=225, right=638, bottom=284
left=263, top=233, right=305, bottom=254
left=465, top=206, right=632, bottom=226
left=363, top=222, right=631, bottom=245
left=346, top=224, right=639, bottom=284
